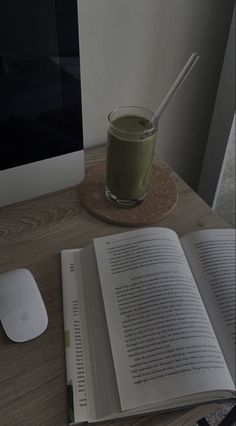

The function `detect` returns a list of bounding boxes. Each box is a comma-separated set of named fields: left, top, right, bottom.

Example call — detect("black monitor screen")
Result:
left=0, top=0, right=83, bottom=171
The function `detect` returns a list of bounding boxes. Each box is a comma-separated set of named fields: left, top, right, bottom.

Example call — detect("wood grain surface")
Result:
left=0, top=145, right=228, bottom=426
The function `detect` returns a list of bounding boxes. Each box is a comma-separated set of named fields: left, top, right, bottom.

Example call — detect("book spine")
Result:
left=61, top=250, right=88, bottom=424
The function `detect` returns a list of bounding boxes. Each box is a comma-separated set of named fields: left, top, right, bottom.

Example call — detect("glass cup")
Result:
left=105, top=106, right=158, bottom=207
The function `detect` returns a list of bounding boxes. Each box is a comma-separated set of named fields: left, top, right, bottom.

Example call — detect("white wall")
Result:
left=78, top=0, right=234, bottom=189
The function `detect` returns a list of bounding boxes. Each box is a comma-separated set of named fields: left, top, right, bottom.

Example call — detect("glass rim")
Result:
left=108, top=106, right=158, bottom=135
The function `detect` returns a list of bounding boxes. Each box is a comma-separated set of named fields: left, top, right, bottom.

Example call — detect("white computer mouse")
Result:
left=0, top=268, right=48, bottom=342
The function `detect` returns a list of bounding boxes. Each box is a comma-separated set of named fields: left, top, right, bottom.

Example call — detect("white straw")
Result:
left=151, top=52, right=200, bottom=124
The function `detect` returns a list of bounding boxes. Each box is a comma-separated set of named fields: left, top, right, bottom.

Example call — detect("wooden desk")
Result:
left=0, top=146, right=227, bottom=426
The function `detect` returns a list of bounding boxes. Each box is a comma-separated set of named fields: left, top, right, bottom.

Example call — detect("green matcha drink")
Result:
left=106, top=107, right=157, bottom=206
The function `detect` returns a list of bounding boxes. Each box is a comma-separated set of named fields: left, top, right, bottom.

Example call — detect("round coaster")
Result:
left=78, top=161, right=178, bottom=227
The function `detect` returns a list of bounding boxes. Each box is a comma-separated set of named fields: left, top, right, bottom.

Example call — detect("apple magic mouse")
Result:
left=0, top=268, right=48, bottom=342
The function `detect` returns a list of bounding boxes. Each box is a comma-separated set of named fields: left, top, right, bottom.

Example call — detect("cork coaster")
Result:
left=78, top=161, right=178, bottom=227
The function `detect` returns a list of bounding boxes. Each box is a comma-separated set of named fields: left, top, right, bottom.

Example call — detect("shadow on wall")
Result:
left=215, top=129, right=235, bottom=228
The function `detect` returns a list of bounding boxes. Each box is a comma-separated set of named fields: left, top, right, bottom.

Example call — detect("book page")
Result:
left=70, top=247, right=224, bottom=422
left=94, top=228, right=234, bottom=411
left=180, top=229, right=235, bottom=383
left=78, top=245, right=121, bottom=421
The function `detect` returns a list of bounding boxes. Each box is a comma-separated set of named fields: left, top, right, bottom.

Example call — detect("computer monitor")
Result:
left=0, top=0, right=84, bottom=206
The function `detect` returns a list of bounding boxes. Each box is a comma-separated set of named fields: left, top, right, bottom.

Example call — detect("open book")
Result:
left=61, top=227, right=235, bottom=424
